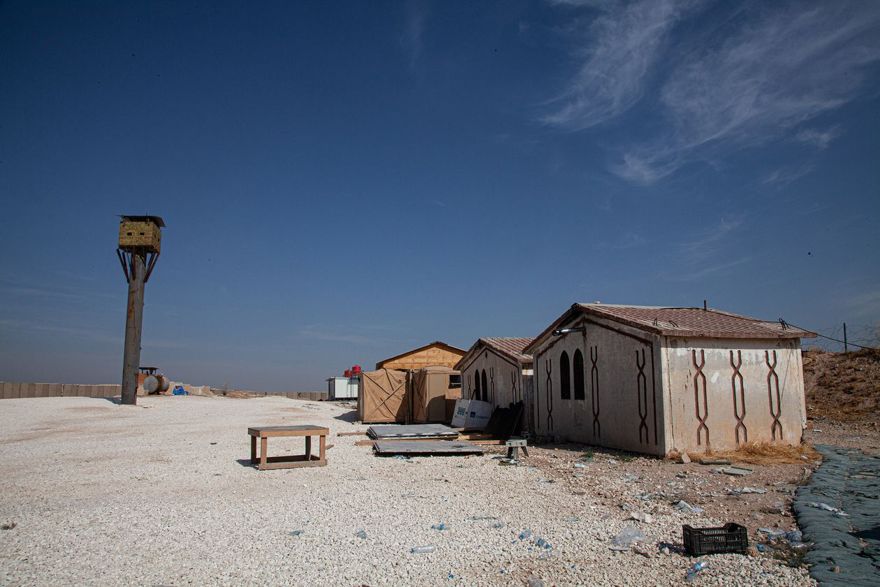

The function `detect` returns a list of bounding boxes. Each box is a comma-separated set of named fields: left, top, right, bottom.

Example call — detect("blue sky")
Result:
left=1, top=0, right=878, bottom=390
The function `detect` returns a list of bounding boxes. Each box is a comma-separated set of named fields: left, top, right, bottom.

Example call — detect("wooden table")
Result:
left=247, top=425, right=329, bottom=470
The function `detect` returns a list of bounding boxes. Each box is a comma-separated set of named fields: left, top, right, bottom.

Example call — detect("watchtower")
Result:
left=116, top=215, right=165, bottom=405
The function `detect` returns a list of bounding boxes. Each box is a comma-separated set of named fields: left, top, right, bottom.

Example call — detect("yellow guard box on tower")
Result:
left=118, top=215, right=164, bottom=253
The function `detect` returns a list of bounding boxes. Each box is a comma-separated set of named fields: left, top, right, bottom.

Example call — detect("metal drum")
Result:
left=143, top=374, right=169, bottom=394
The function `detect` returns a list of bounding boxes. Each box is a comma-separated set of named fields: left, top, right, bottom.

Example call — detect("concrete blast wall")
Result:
left=0, top=382, right=121, bottom=399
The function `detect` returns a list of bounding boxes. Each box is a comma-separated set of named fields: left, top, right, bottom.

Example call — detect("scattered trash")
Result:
left=535, top=537, right=552, bottom=550
left=728, top=486, right=767, bottom=495
left=565, top=516, right=580, bottom=523
left=685, top=561, right=708, bottom=582
left=684, top=523, right=748, bottom=555
left=629, top=511, right=653, bottom=523
left=410, top=545, right=436, bottom=554
left=431, top=522, right=448, bottom=531
left=633, top=544, right=652, bottom=558
left=469, top=515, right=499, bottom=521
left=674, top=500, right=704, bottom=514
left=610, top=525, right=646, bottom=550
left=209, top=442, right=217, bottom=445
left=490, top=521, right=505, bottom=529
left=289, top=530, right=304, bottom=537
left=499, top=458, right=519, bottom=466
left=527, top=577, right=545, bottom=587
left=785, top=530, right=803, bottom=543
left=720, top=466, right=753, bottom=476
left=699, top=457, right=731, bottom=465
left=573, top=462, right=587, bottom=469
left=171, top=386, right=188, bottom=396
left=355, top=529, right=367, bottom=539
left=519, top=529, right=533, bottom=541
left=756, top=543, right=767, bottom=553
left=393, top=455, right=411, bottom=461
left=658, top=541, right=685, bottom=555
left=758, top=527, right=787, bottom=539
left=1, top=522, right=16, bottom=530
left=805, top=502, right=848, bottom=516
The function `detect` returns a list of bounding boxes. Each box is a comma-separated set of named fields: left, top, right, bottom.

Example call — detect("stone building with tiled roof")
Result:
left=455, top=337, right=534, bottom=414
left=523, top=303, right=815, bottom=455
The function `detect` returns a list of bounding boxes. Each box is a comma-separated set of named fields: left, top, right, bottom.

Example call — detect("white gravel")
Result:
left=0, top=396, right=815, bottom=586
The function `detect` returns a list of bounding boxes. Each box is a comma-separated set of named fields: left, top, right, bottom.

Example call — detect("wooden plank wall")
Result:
left=381, top=346, right=465, bottom=370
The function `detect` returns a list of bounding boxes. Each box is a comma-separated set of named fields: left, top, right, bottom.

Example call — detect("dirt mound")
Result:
left=803, top=348, right=880, bottom=423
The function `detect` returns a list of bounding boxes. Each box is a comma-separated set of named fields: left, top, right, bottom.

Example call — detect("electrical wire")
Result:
left=778, top=319, right=879, bottom=351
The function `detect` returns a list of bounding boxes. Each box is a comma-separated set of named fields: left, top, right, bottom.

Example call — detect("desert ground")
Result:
left=1, top=394, right=815, bottom=586
left=1, top=349, right=877, bottom=586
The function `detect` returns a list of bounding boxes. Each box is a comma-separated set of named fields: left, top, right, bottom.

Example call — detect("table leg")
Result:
left=250, top=435, right=257, bottom=463
left=305, top=436, right=312, bottom=460
left=319, top=434, right=326, bottom=462
left=260, top=436, right=267, bottom=469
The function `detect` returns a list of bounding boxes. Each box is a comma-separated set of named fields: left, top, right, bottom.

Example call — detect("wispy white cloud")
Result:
left=795, top=126, right=843, bottom=150
left=545, top=1, right=880, bottom=184
left=542, top=0, right=700, bottom=131
left=401, top=1, right=429, bottom=70
left=597, top=231, right=647, bottom=250
left=761, top=164, right=814, bottom=187
left=679, top=216, right=743, bottom=263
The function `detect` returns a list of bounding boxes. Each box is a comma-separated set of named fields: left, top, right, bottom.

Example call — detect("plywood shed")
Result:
left=375, top=341, right=466, bottom=371
left=357, top=369, right=407, bottom=423
left=524, top=304, right=816, bottom=456
left=410, top=366, right=461, bottom=424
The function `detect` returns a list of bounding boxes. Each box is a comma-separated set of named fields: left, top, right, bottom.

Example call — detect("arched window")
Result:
left=560, top=351, right=571, bottom=400
left=573, top=349, right=585, bottom=400
left=481, top=370, right=489, bottom=402
left=473, top=369, right=481, bottom=400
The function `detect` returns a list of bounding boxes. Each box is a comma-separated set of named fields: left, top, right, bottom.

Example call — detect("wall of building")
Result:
left=532, top=317, right=666, bottom=455
left=378, top=346, right=465, bottom=370
left=460, top=348, right=526, bottom=408
left=661, top=337, right=805, bottom=453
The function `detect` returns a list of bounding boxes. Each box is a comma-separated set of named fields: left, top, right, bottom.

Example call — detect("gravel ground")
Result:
left=0, top=396, right=814, bottom=586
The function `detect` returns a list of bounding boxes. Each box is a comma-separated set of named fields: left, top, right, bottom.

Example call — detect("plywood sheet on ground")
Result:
left=372, top=440, right=484, bottom=455
left=367, top=424, right=458, bottom=440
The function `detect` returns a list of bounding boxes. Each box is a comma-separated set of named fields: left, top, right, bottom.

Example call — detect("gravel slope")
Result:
left=0, top=396, right=813, bottom=586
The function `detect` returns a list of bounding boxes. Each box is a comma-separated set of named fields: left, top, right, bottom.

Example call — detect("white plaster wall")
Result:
left=662, top=338, right=805, bottom=453
left=460, top=349, right=525, bottom=409
left=532, top=317, right=666, bottom=455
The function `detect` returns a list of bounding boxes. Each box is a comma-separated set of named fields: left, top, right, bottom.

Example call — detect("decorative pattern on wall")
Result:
left=489, top=367, right=495, bottom=405
left=590, top=345, right=600, bottom=439
left=692, top=349, right=710, bottom=446
left=729, top=350, right=748, bottom=445
left=544, top=358, right=554, bottom=432
left=636, top=348, right=649, bottom=444
left=765, top=350, right=783, bottom=440
left=510, top=371, right=518, bottom=404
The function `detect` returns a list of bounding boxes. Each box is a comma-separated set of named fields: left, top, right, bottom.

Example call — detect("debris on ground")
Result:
left=410, top=545, right=436, bottom=554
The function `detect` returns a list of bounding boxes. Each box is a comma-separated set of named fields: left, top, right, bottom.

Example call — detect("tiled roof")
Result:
left=454, top=337, right=534, bottom=371
left=481, top=337, right=534, bottom=363
left=577, top=304, right=815, bottom=339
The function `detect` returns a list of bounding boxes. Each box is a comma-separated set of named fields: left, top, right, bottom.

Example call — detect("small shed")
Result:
left=525, top=304, right=815, bottom=456
left=410, top=366, right=461, bottom=423
left=455, top=336, right=533, bottom=408
left=376, top=341, right=466, bottom=371
left=357, top=369, right=407, bottom=423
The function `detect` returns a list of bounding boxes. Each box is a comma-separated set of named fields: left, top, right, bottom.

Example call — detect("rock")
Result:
left=680, top=452, right=691, bottom=464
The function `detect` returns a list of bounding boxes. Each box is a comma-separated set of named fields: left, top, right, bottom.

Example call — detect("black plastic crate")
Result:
left=683, top=523, right=749, bottom=556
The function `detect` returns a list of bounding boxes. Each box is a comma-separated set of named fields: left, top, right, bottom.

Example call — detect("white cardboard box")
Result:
left=451, top=399, right=493, bottom=430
